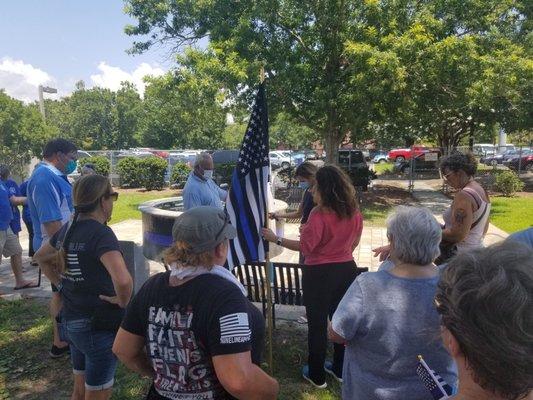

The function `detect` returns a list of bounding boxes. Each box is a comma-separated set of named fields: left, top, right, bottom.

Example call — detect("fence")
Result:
left=77, top=149, right=199, bottom=186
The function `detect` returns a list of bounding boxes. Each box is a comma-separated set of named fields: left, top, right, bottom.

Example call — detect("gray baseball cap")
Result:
left=171, top=206, right=237, bottom=253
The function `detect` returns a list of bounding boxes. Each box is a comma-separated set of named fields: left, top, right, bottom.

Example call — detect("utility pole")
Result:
left=38, top=85, right=58, bottom=120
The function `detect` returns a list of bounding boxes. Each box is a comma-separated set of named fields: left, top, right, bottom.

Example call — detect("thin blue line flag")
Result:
left=226, top=84, right=270, bottom=269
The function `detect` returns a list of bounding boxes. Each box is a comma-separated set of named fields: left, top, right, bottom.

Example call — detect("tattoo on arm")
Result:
left=454, top=208, right=467, bottom=225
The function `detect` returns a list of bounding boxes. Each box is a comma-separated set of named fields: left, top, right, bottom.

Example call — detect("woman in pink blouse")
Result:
left=262, top=165, right=364, bottom=389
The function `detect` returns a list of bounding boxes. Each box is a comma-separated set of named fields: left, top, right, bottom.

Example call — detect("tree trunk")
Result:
left=325, top=131, right=343, bottom=164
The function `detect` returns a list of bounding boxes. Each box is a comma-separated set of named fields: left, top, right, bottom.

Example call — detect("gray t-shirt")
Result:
left=332, top=270, right=457, bottom=400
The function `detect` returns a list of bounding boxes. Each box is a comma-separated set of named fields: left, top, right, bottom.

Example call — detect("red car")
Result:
left=136, top=147, right=169, bottom=159
left=507, top=154, right=533, bottom=172
left=388, top=146, right=431, bottom=162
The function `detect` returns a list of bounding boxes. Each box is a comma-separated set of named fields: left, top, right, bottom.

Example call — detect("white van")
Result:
left=473, top=144, right=496, bottom=157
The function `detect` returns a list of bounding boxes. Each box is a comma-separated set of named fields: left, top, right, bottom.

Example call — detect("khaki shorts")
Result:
left=0, top=228, right=23, bottom=258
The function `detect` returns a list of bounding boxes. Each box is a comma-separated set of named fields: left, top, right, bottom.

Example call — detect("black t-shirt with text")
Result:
left=121, top=271, right=265, bottom=400
left=50, top=219, right=121, bottom=319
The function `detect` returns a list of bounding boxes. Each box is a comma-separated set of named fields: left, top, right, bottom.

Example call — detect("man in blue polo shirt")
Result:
left=28, top=138, right=78, bottom=358
left=0, top=165, right=23, bottom=235
left=183, top=152, right=227, bottom=210
left=1, top=180, right=33, bottom=290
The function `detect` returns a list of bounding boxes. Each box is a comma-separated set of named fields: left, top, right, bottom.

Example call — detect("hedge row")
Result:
left=77, top=156, right=110, bottom=176
left=116, top=156, right=168, bottom=190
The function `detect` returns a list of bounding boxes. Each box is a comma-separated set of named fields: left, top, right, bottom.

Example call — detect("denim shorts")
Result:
left=63, top=318, right=118, bottom=390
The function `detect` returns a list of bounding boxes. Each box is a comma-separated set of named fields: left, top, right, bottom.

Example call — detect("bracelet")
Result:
left=276, top=237, right=283, bottom=246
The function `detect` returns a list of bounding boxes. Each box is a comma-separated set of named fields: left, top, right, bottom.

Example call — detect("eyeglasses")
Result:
left=442, top=171, right=454, bottom=180
left=215, top=210, right=231, bottom=242
left=106, top=192, right=119, bottom=202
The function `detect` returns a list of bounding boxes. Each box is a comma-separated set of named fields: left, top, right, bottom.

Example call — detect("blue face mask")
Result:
left=298, top=181, right=310, bottom=190
left=65, top=159, right=77, bottom=175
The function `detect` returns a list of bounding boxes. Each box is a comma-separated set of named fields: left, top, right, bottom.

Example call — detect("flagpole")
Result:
left=260, top=66, right=274, bottom=375
left=418, top=355, right=451, bottom=399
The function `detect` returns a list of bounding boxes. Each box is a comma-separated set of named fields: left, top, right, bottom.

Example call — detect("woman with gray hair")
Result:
left=329, top=206, right=457, bottom=400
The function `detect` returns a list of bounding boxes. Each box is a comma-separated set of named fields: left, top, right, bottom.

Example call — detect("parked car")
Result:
left=372, top=152, right=389, bottom=163
left=338, top=149, right=367, bottom=171
left=505, top=153, right=533, bottom=172
left=269, top=151, right=295, bottom=169
left=337, top=149, right=375, bottom=191
left=387, top=145, right=433, bottom=162
left=117, top=149, right=153, bottom=159
left=484, top=148, right=531, bottom=166
left=393, top=152, right=440, bottom=174
left=169, top=153, right=196, bottom=168
left=473, top=144, right=496, bottom=158
left=212, top=149, right=240, bottom=165
left=289, top=150, right=319, bottom=166
left=133, top=147, right=169, bottom=158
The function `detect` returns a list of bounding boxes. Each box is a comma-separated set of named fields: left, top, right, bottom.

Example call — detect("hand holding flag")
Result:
left=416, top=355, right=453, bottom=400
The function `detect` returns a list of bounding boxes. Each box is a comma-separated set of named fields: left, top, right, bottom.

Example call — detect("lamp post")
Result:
left=38, top=85, right=58, bottom=120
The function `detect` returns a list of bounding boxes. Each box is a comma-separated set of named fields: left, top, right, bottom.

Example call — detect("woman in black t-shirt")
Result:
left=113, top=206, right=279, bottom=400
left=269, top=162, right=317, bottom=324
left=35, top=175, right=133, bottom=400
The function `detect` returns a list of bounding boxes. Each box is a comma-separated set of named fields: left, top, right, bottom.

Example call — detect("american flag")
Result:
left=225, top=83, right=270, bottom=269
left=416, top=355, right=453, bottom=399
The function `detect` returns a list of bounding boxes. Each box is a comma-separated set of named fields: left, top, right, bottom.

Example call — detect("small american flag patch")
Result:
left=219, top=313, right=251, bottom=344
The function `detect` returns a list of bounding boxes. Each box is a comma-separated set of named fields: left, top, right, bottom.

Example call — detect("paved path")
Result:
left=375, top=179, right=508, bottom=246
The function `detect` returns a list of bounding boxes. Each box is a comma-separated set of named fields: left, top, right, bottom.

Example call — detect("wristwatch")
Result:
left=276, top=237, right=283, bottom=246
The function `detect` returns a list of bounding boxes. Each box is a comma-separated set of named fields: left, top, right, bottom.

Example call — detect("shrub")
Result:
left=170, top=163, right=191, bottom=188
left=78, top=156, right=110, bottom=176
left=277, top=167, right=299, bottom=187
left=494, top=170, right=524, bottom=196
left=139, top=156, right=168, bottom=190
left=346, top=166, right=377, bottom=191
left=116, top=157, right=142, bottom=188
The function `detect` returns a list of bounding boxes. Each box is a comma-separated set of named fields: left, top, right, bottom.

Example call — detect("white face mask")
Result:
left=203, top=169, right=214, bottom=180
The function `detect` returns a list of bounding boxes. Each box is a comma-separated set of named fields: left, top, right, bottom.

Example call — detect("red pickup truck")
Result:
left=388, top=146, right=433, bottom=162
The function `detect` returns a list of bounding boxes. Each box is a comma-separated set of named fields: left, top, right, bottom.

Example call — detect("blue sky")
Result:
left=0, top=0, right=177, bottom=102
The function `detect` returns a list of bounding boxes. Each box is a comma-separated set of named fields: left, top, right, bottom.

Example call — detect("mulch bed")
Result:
left=362, top=184, right=415, bottom=208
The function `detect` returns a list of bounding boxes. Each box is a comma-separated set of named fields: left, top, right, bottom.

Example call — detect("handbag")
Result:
left=436, top=200, right=489, bottom=265
left=436, top=242, right=457, bottom=265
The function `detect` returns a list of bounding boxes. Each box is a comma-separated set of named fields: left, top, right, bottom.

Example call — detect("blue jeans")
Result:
left=63, top=318, right=118, bottom=390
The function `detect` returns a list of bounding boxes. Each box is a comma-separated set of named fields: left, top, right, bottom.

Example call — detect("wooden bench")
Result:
left=232, top=262, right=369, bottom=326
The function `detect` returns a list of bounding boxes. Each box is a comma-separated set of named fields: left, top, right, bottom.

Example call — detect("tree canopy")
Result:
left=124, top=0, right=532, bottom=159
left=0, top=90, right=55, bottom=177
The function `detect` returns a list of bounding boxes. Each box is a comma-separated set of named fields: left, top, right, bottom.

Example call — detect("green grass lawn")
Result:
left=372, top=162, right=394, bottom=175
left=489, top=195, right=533, bottom=233
left=361, top=203, right=391, bottom=226
left=111, top=188, right=394, bottom=228
left=0, top=299, right=341, bottom=400
left=110, top=189, right=179, bottom=224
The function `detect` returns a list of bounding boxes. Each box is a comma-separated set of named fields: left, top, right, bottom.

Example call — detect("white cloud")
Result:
left=0, top=58, right=166, bottom=103
left=0, top=57, right=58, bottom=103
left=90, top=61, right=165, bottom=95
